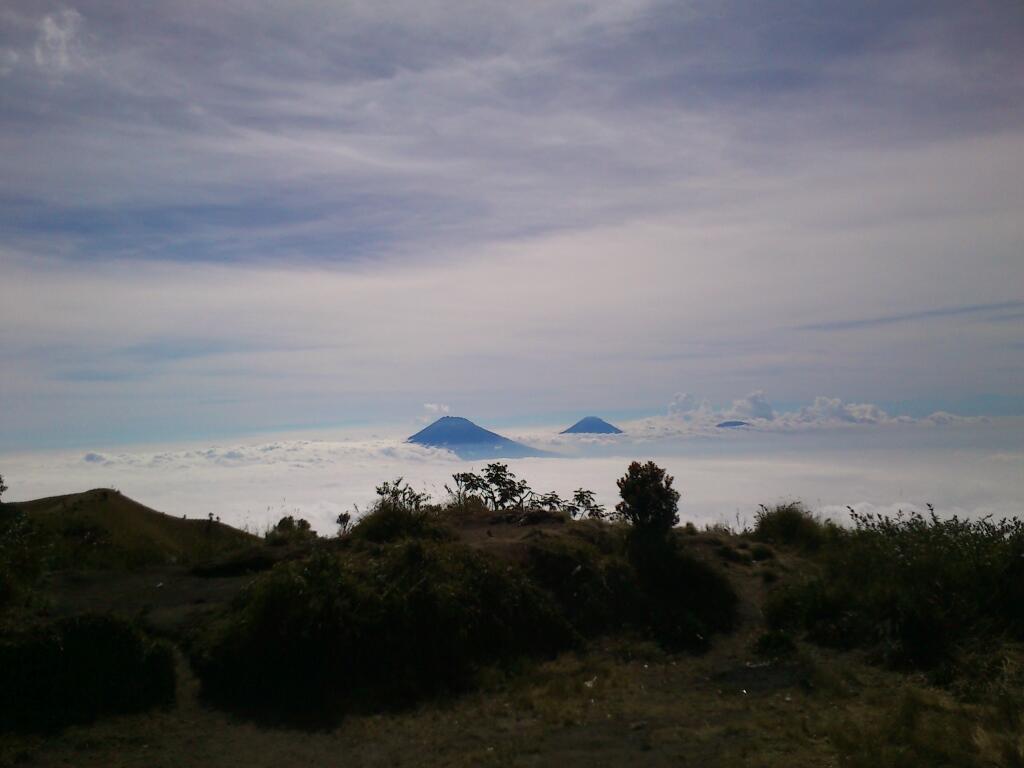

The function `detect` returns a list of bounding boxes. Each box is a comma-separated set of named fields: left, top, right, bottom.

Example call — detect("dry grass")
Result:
left=7, top=489, right=256, bottom=570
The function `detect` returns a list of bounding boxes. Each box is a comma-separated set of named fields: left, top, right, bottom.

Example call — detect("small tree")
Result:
left=375, top=478, right=430, bottom=512
left=335, top=512, right=353, bottom=536
left=0, top=474, right=6, bottom=502
left=573, top=488, right=606, bottom=520
left=480, top=463, right=533, bottom=510
left=266, top=515, right=316, bottom=545
left=445, top=472, right=479, bottom=508
left=536, top=491, right=564, bottom=513
left=613, top=461, right=679, bottom=537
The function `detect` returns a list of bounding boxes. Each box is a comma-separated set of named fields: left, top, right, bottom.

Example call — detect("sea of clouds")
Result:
left=2, top=394, right=1020, bottom=535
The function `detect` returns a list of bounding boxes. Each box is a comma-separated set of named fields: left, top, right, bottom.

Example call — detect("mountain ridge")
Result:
left=407, top=416, right=549, bottom=459
left=561, top=416, right=623, bottom=434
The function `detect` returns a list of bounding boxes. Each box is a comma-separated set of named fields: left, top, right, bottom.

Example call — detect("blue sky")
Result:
left=1, top=0, right=1023, bottom=450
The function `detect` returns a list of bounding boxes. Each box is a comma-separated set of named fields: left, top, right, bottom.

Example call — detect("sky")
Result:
left=1, top=1, right=1023, bottom=523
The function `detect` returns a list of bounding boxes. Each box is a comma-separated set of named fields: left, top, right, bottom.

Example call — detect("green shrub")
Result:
left=752, top=502, right=829, bottom=551
left=0, top=508, right=44, bottom=610
left=264, top=515, right=318, bottom=546
left=601, top=461, right=738, bottom=650
left=191, top=542, right=574, bottom=716
left=630, top=539, right=737, bottom=651
left=349, top=501, right=451, bottom=543
left=612, top=461, right=680, bottom=539
left=350, top=478, right=450, bottom=544
left=0, top=614, right=175, bottom=732
left=524, top=537, right=643, bottom=636
left=767, top=510, right=1024, bottom=668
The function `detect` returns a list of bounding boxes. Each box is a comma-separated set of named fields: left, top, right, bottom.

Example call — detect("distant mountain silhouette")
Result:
left=407, top=416, right=549, bottom=459
left=716, top=420, right=750, bottom=428
left=560, top=416, right=623, bottom=434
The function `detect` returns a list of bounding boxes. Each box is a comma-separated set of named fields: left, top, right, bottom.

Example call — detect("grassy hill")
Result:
left=2, top=475, right=1023, bottom=766
left=3, top=488, right=256, bottom=571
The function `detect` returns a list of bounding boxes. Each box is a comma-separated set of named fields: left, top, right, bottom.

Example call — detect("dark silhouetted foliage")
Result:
left=767, top=508, right=1024, bottom=668
left=613, top=461, right=680, bottom=539
left=265, top=515, right=317, bottom=546
left=350, top=478, right=449, bottom=543
left=567, top=488, right=606, bottom=520
left=446, top=466, right=600, bottom=520
left=524, top=536, right=643, bottom=636
left=0, top=614, right=174, bottom=732
left=190, top=542, right=575, bottom=717
left=0, top=507, right=43, bottom=610
left=752, top=502, right=830, bottom=552
left=630, top=539, right=737, bottom=651
left=183, top=464, right=740, bottom=721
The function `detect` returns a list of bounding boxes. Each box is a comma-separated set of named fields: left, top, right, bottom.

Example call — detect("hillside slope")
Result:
left=5, top=489, right=255, bottom=569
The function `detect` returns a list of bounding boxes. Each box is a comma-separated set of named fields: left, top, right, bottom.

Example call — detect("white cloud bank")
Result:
left=616, top=391, right=986, bottom=441
left=2, top=417, right=1020, bottom=535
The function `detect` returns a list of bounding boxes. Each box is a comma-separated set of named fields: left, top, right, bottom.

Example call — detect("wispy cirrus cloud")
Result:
left=1, top=0, right=1022, bottom=262
left=0, top=1, right=1022, bottom=448
left=797, top=300, right=1024, bottom=332
left=32, top=8, right=83, bottom=78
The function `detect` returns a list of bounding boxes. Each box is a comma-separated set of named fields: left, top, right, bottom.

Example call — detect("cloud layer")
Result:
left=600, top=390, right=985, bottom=444
left=3, top=419, right=1021, bottom=534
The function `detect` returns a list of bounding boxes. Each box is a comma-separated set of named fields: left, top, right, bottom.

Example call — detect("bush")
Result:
left=350, top=478, right=450, bottom=544
left=631, top=539, right=737, bottom=651
left=265, top=515, right=317, bottom=546
left=767, top=509, right=1024, bottom=668
left=349, top=501, right=450, bottom=543
left=524, top=537, right=643, bottom=636
left=0, top=507, right=44, bottom=610
left=612, top=461, right=680, bottom=539
left=605, top=461, right=737, bottom=650
left=191, top=542, right=575, bottom=717
left=752, top=502, right=829, bottom=552
left=0, top=614, right=175, bottom=732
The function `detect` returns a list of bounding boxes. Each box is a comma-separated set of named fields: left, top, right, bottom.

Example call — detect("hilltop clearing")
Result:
left=2, top=471, right=1023, bottom=766
left=4, top=488, right=256, bottom=571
